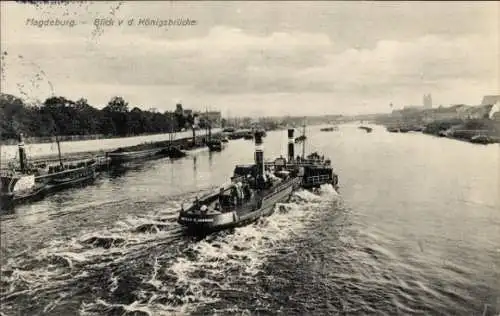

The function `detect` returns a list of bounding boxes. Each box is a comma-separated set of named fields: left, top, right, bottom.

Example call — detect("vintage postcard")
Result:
left=0, top=1, right=498, bottom=315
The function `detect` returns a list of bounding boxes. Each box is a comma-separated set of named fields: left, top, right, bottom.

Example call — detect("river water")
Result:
left=1, top=124, right=499, bottom=316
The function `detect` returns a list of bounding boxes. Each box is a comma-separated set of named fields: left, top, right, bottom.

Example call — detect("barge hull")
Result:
left=1, top=173, right=96, bottom=211
left=106, top=148, right=167, bottom=165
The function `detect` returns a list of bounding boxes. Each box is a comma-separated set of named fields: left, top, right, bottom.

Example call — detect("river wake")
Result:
left=0, top=185, right=340, bottom=315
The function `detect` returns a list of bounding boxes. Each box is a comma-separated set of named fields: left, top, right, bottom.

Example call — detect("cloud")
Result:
left=295, top=34, right=497, bottom=94
left=1, top=1, right=498, bottom=115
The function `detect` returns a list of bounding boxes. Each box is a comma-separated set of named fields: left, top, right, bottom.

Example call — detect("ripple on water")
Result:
left=1, top=185, right=339, bottom=315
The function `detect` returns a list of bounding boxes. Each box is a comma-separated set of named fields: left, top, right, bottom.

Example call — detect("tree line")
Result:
left=0, top=93, right=218, bottom=141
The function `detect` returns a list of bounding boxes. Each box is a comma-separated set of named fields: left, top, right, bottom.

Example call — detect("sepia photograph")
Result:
left=0, top=1, right=498, bottom=315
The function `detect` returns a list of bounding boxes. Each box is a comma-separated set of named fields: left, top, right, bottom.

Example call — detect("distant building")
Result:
left=205, top=111, right=222, bottom=126
left=402, top=105, right=423, bottom=111
left=423, top=93, right=432, bottom=109
left=481, top=95, right=500, bottom=106
left=453, top=104, right=472, bottom=120
left=473, top=104, right=494, bottom=119
left=197, top=111, right=222, bottom=127
left=488, top=101, right=500, bottom=119
left=175, top=103, right=184, bottom=115
left=420, top=104, right=493, bottom=122
left=423, top=106, right=461, bottom=122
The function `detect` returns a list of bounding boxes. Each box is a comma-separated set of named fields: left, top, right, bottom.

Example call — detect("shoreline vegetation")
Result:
left=0, top=93, right=216, bottom=144
left=3, top=92, right=499, bottom=149
left=374, top=103, right=500, bottom=144
left=0, top=92, right=327, bottom=145
left=0, top=92, right=223, bottom=166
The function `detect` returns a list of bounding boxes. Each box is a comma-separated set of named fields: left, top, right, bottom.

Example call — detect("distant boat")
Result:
left=320, top=126, right=338, bottom=132
left=106, top=146, right=169, bottom=164
left=294, top=135, right=306, bottom=143
left=105, top=127, right=187, bottom=164
left=243, top=132, right=254, bottom=140
left=228, top=129, right=252, bottom=140
left=470, top=134, right=494, bottom=144
left=358, top=126, right=373, bottom=133
left=222, top=127, right=236, bottom=133
left=207, top=139, right=226, bottom=152
left=287, top=125, right=339, bottom=190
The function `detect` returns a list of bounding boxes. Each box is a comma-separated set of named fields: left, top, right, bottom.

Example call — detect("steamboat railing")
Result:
left=263, top=159, right=330, bottom=167
left=305, top=174, right=331, bottom=185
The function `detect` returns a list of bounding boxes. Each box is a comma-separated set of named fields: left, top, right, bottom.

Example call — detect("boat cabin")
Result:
left=184, top=160, right=297, bottom=217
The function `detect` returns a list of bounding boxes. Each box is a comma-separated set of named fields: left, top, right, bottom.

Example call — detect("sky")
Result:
left=0, top=1, right=498, bottom=116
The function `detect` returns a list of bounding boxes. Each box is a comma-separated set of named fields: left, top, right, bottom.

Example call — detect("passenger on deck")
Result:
left=236, top=182, right=244, bottom=201
left=231, top=185, right=239, bottom=206
left=200, top=204, right=208, bottom=214
left=243, top=183, right=252, bottom=200
left=219, top=187, right=224, bottom=205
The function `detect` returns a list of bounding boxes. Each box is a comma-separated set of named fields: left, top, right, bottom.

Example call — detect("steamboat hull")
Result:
left=178, top=179, right=299, bottom=233
left=301, top=177, right=338, bottom=190
left=1, top=170, right=96, bottom=210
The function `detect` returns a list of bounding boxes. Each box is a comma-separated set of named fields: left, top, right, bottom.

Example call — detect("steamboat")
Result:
left=178, top=128, right=339, bottom=232
left=1, top=134, right=97, bottom=210
left=282, top=127, right=339, bottom=190
left=178, top=130, right=302, bottom=232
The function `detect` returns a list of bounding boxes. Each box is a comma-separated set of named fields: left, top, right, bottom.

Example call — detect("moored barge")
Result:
left=320, top=126, right=338, bottom=132
left=106, top=147, right=168, bottom=165
left=359, top=126, right=373, bottom=133
left=207, top=138, right=226, bottom=152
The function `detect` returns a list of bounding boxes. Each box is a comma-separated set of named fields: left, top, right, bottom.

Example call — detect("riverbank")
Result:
left=422, top=119, right=500, bottom=143
left=0, top=132, right=223, bottom=167
left=0, top=128, right=221, bottom=162
left=375, top=104, right=500, bottom=144
left=381, top=118, right=500, bottom=144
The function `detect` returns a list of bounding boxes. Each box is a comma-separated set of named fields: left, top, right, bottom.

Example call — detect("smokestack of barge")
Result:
left=287, top=128, right=295, bottom=162
left=254, top=130, right=265, bottom=182
left=18, top=133, right=27, bottom=172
